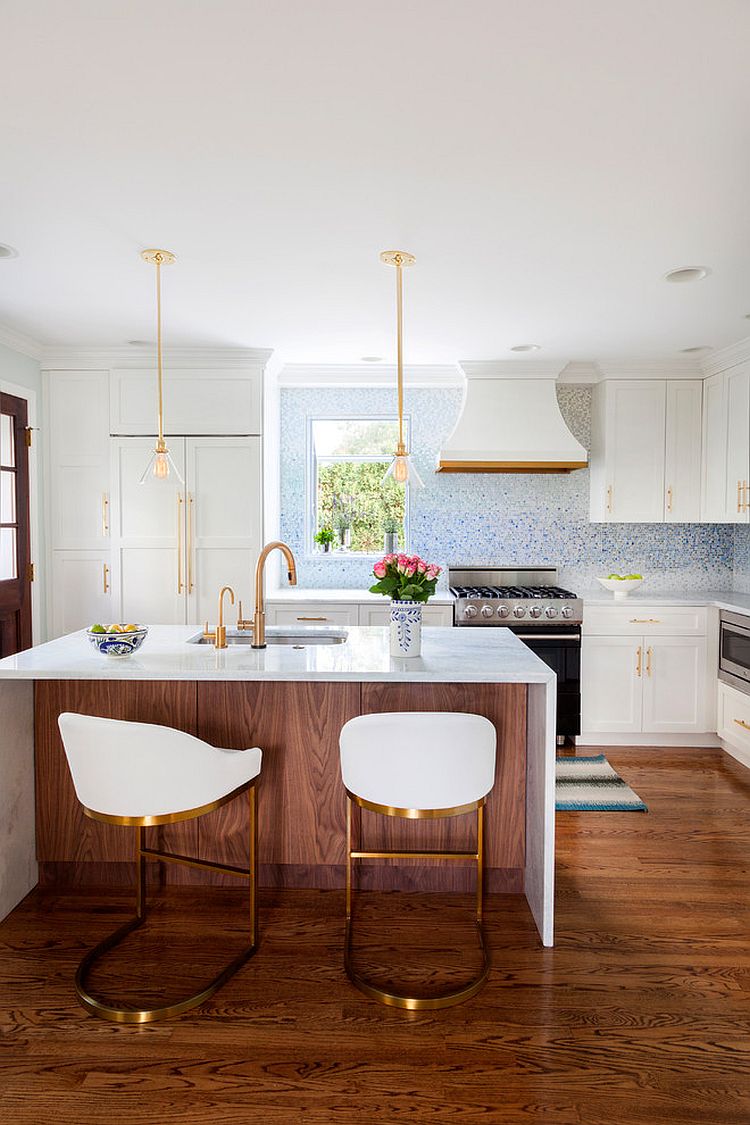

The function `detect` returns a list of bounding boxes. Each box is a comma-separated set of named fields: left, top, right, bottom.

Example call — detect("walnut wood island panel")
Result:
left=0, top=624, right=556, bottom=944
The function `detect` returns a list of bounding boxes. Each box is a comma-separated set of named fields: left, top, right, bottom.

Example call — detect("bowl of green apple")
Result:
left=596, top=573, right=644, bottom=599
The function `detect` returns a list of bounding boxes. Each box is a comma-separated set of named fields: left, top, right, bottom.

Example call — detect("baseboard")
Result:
left=577, top=732, right=721, bottom=747
left=719, top=739, right=750, bottom=769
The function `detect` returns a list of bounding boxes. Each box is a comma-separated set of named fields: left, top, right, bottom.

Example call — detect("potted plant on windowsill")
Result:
left=383, top=516, right=401, bottom=554
left=369, top=553, right=442, bottom=658
left=314, top=527, right=335, bottom=553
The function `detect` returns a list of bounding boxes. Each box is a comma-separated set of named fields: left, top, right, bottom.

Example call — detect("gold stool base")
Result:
left=75, top=917, right=257, bottom=1024
left=345, top=918, right=490, bottom=1011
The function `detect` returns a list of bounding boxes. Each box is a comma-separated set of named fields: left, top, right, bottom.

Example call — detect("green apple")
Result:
left=89, top=624, right=106, bottom=633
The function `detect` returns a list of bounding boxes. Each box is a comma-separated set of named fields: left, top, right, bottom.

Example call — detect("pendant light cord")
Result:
left=155, top=252, right=165, bottom=449
left=395, top=254, right=405, bottom=455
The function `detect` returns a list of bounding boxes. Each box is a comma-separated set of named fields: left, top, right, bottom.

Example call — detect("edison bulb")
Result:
left=392, top=455, right=409, bottom=483
left=153, top=451, right=170, bottom=479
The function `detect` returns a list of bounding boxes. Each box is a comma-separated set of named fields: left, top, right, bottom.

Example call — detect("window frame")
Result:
left=305, top=414, right=411, bottom=558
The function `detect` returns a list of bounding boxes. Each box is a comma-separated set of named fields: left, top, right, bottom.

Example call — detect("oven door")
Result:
left=719, top=612, right=750, bottom=689
left=510, top=626, right=581, bottom=737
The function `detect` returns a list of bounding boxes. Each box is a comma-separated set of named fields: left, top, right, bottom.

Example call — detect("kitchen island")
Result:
left=0, top=625, right=556, bottom=945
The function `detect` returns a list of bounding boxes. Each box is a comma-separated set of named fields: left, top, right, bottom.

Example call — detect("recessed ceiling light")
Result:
left=510, top=344, right=541, bottom=352
left=681, top=345, right=711, bottom=353
left=744, top=314, right=750, bottom=320
left=664, top=266, right=710, bottom=283
left=0, top=243, right=18, bottom=259
left=361, top=355, right=383, bottom=362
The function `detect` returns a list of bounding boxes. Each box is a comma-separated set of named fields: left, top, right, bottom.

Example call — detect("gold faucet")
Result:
left=252, top=541, right=297, bottom=648
left=211, top=585, right=235, bottom=649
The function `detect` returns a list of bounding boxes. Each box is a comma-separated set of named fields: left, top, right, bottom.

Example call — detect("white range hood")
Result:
left=437, top=361, right=588, bottom=473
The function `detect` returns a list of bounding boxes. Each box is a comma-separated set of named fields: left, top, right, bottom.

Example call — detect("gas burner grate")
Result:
left=450, top=585, right=579, bottom=600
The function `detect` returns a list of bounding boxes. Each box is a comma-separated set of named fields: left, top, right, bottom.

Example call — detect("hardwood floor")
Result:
left=2, top=747, right=749, bottom=1124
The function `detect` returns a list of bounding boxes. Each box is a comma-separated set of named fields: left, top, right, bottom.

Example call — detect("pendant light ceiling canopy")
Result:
left=380, top=250, right=424, bottom=490
left=139, top=248, right=183, bottom=484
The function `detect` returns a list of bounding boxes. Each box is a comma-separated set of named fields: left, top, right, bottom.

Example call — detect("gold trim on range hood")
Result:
left=437, top=459, right=588, bottom=473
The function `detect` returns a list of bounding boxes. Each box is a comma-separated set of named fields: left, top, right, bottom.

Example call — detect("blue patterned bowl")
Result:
left=86, top=626, right=149, bottom=658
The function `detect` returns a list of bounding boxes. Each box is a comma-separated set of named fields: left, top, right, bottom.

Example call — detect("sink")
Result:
left=188, top=628, right=347, bottom=647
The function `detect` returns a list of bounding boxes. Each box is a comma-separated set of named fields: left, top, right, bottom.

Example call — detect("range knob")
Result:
left=497, top=605, right=510, bottom=619
left=481, top=605, right=494, bottom=619
left=560, top=605, right=573, bottom=619
left=464, top=605, right=478, bottom=619
left=513, top=605, right=527, bottom=618
left=545, top=605, right=559, bottom=618
left=529, top=606, right=543, bottom=618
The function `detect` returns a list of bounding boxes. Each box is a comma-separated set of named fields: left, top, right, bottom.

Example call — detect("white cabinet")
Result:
left=581, top=603, right=709, bottom=739
left=641, top=636, right=707, bottom=733
left=717, top=680, right=750, bottom=762
left=50, top=552, right=112, bottom=636
left=358, top=604, right=454, bottom=627
left=109, top=368, right=262, bottom=436
left=664, top=381, right=702, bottom=523
left=700, top=361, right=750, bottom=522
left=590, top=379, right=702, bottom=523
left=581, top=635, right=643, bottom=733
left=110, top=437, right=262, bottom=625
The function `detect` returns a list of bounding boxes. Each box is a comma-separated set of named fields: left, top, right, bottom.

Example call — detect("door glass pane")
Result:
left=0, top=414, right=15, bottom=468
left=0, top=470, right=16, bottom=523
left=0, top=527, right=17, bottom=579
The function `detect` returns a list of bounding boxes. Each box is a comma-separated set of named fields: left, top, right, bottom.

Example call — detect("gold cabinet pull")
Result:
left=630, top=618, right=661, bottom=624
left=734, top=718, right=750, bottom=732
left=744, top=481, right=749, bottom=514
left=177, top=494, right=184, bottom=595
left=738, top=480, right=743, bottom=514
left=103, top=563, right=110, bottom=594
left=646, top=646, right=652, bottom=677
left=187, top=493, right=194, bottom=594
left=297, top=615, right=328, bottom=621
left=606, top=485, right=613, bottom=514
left=666, top=486, right=673, bottom=513
left=636, top=646, right=642, bottom=677
left=102, top=492, right=109, bottom=536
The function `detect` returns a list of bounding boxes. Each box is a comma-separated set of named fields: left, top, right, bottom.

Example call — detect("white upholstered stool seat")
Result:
left=339, top=711, right=496, bottom=1010
left=58, top=712, right=262, bottom=1024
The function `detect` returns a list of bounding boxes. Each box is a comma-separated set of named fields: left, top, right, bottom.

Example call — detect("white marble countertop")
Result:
left=0, top=624, right=554, bottom=683
left=265, top=587, right=455, bottom=605
left=581, top=588, right=750, bottom=614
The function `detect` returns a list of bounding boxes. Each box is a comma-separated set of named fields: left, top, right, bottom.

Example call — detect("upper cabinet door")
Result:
left=48, top=371, right=111, bottom=550
left=701, top=371, right=727, bottom=522
left=603, top=381, right=667, bottom=522
left=723, top=363, right=750, bottom=523
left=664, top=381, right=702, bottom=523
left=109, top=368, right=262, bottom=437
left=184, top=437, right=262, bottom=627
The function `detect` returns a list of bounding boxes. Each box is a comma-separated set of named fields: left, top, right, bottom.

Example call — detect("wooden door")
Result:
left=0, top=393, right=32, bottom=655
left=581, top=635, right=643, bottom=734
left=605, top=381, right=666, bottom=522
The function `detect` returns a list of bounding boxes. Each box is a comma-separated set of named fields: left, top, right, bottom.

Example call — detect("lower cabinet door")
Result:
left=359, top=604, right=454, bottom=627
left=268, top=605, right=359, bottom=627
left=641, top=636, right=707, bottom=733
left=581, top=635, right=643, bottom=733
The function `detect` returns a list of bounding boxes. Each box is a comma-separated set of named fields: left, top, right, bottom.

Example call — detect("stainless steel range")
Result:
left=449, top=567, right=582, bottom=741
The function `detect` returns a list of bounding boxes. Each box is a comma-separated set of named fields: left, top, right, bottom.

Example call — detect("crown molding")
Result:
left=459, top=360, right=569, bottom=381
left=700, top=336, right=750, bottom=377
left=0, top=323, right=44, bottom=361
left=595, top=356, right=703, bottom=380
left=276, top=363, right=463, bottom=387
left=40, top=344, right=274, bottom=370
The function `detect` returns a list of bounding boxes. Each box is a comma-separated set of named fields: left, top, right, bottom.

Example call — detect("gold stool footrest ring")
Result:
left=75, top=917, right=257, bottom=1024
left=344, top=918, right=490, bottom=1011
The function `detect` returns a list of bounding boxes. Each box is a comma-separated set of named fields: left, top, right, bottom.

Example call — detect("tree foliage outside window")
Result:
left=311, top=418, right=408, bottom=554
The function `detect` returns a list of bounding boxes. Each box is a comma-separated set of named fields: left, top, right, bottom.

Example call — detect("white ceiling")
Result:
left=1, top=0, right=750, bottom=363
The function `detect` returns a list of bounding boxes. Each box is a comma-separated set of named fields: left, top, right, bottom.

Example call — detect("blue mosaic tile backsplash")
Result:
left=279, top=384, right=737, bottom=592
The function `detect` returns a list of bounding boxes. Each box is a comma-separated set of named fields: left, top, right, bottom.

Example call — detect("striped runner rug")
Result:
left=555, top=754, right=647, bottom=812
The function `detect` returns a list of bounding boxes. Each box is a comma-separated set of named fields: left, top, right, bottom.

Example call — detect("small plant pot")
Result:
left=390, top=599, right=422, bottom=658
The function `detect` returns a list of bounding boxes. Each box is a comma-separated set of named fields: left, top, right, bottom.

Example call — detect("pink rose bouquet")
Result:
left=369, top=553, right=442, bottom=603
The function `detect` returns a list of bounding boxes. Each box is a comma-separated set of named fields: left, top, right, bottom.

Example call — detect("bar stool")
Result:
left=57, top=712, right=262, bottom=1024
left=339, top=710, right=496, bottom=1010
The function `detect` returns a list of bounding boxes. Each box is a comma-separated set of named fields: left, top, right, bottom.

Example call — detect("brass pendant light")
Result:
left=380, top=249, right=424, bottom=489
left=139, top=248, right=183, bottom=484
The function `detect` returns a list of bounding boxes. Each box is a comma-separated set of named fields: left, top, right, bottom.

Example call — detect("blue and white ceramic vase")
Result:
left=390, top=599, right=423, bottom=658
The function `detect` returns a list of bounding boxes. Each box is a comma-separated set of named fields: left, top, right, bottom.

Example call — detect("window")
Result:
left=309, top=417, right=408, bottom=555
